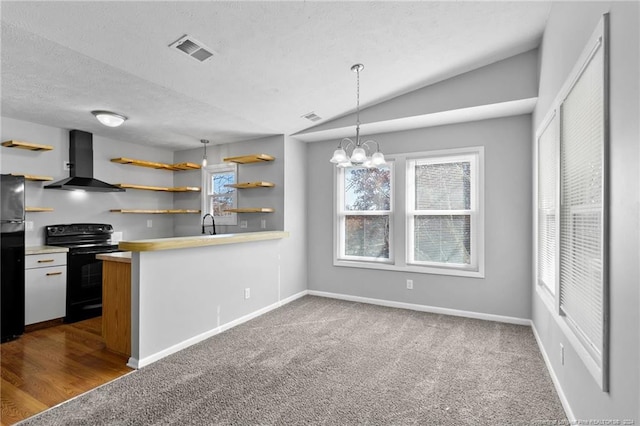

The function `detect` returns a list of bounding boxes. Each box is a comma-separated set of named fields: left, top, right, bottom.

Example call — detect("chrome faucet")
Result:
left=201, top=213, right=217, bottom=235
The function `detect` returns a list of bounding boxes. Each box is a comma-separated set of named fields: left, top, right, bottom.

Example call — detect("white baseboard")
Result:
left=307, top=290, right=530, bottom=325
left=128, top=289, right=309, bottom=369
left=218, top=290, right=309, bottom=334
left=530, top=323, right=575, bottom=423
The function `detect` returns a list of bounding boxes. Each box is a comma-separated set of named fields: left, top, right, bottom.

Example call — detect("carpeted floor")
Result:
left=20, top=296, right=566, bottom=425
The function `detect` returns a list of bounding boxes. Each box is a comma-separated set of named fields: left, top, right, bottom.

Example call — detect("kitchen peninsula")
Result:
left=116, top=231, right=289, bottom=369
left=97, top=251, right=132, bottom=357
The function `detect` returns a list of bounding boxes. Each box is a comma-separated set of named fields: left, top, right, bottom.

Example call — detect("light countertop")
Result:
left=25, top=245, right=69, bottom=255
left=96, top=251, right=132, bottom=264
left=118, top=231, right=289, bottom=252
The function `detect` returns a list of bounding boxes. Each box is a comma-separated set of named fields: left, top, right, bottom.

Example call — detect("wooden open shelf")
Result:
left=110, top=209, right=201, bottom=214
left=116, top=184, right=200, bottom=192
left=223, top=154, right=275, bottom=164
left=111, top=157, right=171, bottom=170
left=25, top=207, right=54, bottom=212
left=11, top=173, right=54, bottom=182
left=171, top=162, right=201, bottom=171
left=224, top=208, right=275, bottom=213
left=225, top=181, right=275, bottom=189
left=2, top=140, right=53, bottom=151
left=111, top=158, right=201, bottom=171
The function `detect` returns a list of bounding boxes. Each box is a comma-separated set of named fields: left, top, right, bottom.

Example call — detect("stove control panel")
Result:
left=46, top=224, right=114, bottom=237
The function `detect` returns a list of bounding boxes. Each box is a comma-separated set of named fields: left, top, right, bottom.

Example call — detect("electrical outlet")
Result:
left=147, top=219, right=152, bottom=228
left=406, top=279, right=413, bottom=290
left=244, top=288, right=250, bottom=299
left=25, top=221, right=34, bottom=231
left=63, top=161, right=71, bottom=171
left=240, top=220, right=248, bottom=229
left=260, top=219, right=266, bottom=229
left=560, top=343, right=565, bottom=365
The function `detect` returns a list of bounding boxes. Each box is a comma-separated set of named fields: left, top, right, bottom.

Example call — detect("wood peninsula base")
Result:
left=98, top=252, right=132, bottom=357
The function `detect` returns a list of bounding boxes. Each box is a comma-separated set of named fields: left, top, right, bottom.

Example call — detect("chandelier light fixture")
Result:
left=91, top=110, right=127, bottom=127
left=329, top=64, right=386, bottom=168
left=200, top=139, right=210, bottom=166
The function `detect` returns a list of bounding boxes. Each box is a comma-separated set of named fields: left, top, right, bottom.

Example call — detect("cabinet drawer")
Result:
left=25, top=266, right=66, bottom=325
left=25, top=252, right=67, bottom=269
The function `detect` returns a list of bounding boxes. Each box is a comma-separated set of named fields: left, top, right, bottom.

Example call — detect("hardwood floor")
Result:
left=0, top=317, right=132, bottom=425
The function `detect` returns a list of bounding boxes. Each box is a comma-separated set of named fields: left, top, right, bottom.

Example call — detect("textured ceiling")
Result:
left=1, top=1, right=551, bottom=151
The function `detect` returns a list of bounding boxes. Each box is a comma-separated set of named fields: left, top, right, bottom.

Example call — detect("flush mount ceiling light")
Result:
left=201, top=139, right=210, bottom=166
left=329, top=64, right=386, bottom=168
left=91, top=110, right=127, bottom=127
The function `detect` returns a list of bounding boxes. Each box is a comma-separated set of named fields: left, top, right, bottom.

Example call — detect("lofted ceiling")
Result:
left=1, top=1, right=551, bottom=151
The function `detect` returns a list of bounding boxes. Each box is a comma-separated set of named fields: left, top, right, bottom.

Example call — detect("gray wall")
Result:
left=172, top=135, right=285, bottom=237
left=1, top=116, right=176, bottom=246
left=297, top=48, right=538, bottom=137
left=306, top=114, right=533, bottom=319
left=2, top=115, right=301, bottom=299
left=531, top=2, right=639, bottom=421
left=281, top=135, right=308, bottom=298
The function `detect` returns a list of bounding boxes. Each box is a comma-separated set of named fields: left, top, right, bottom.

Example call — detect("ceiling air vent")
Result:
left=169, top=35, right=215, bottom=63
left=302, top=112, right=322, bottom=122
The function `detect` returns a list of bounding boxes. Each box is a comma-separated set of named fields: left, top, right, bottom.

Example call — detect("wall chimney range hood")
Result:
left=46, top=130, right=124, bottom=192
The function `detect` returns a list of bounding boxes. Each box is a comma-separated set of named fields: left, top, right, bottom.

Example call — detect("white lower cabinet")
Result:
left=25, top=252, right=67, bottom=325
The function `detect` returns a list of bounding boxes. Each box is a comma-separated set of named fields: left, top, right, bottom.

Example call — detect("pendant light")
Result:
left=329, top=64, right=386, bottom=168
left=201, top=139, right=209, bottom=166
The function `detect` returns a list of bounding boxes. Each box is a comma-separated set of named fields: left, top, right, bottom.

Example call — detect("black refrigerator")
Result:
left=1, top=174, right=26, bottom=342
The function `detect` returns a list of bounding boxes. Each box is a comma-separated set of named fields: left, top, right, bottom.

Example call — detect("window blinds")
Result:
left=537, top=115, right=558, bottom=294
left=559, top=42, right=605, bottom=360
left=407, top=154, right=478, bottom=269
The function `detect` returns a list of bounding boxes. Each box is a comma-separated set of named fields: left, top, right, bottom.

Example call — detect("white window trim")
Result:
left=533, top=14, right=609, bottom=392
left=534, top=109, right=560, bottom=300
left=335, top=162, right=395, bottom=264
left=333, top=146, right=484, bottom=278
left=201, top=162, right=237, bottom=226
left=406, top=152, right=481, bottom=273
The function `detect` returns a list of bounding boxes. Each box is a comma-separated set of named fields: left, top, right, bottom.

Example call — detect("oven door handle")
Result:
left=69, top=250, right=120, bottom=256
left=70, top=251, right=92, bottom=255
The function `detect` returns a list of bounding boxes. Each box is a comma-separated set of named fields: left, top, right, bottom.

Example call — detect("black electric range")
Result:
left=45, top=223, right=120, bottom=323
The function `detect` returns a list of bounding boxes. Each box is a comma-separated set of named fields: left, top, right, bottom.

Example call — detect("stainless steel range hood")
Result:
left=46, top=130, right=124, bottom=192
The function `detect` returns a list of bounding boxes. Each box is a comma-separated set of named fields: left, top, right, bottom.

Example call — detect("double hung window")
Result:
left=537, top=114, right=558, bottom=295
left=335, top=147, right=484, bottom=277
left=407, top=153, right=479, bottom=272
left=336, top=164, right=393, bottom=262
left=534, top=14, right=608, bottom=390
left=202, top=163, right=237, bottom=225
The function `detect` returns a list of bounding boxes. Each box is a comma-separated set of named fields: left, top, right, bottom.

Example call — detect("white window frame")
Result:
left=535, top=110, right=560, bottom=299
left=533, top=14, right=609, bottom=391
left=406, top=152, right=481, bottom=274
left=201, top=162, right=237, bottom=226
left=335, top=163, right=394, bottom=264
left=334, top=146, right=484, bottom=278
